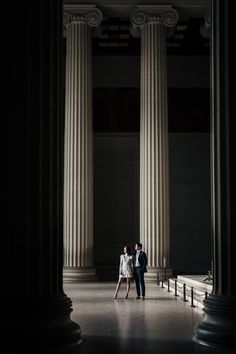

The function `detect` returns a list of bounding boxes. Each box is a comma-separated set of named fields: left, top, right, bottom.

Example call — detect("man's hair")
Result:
left=136, top=242, right=142, bottom=249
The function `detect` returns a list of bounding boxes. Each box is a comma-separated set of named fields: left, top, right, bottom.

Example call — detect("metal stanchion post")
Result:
left=157, top=273, right=160, bottom=285
left=163, top=256, right=167, bottom=281
left=168, top=278, right=171, bottom=292
left=183, top=283, right=188, bottom=302
left=174, top=280, right=179, bottom=297
left=205, top=291, right=208, bottom=299
left=190, top=286, right=196, bottom=307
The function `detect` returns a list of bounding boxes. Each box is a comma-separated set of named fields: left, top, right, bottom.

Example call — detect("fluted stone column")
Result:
left=63, top=6, right=102, bottom=281
left=131, top=6, right=178, bottom=281
left=194, top=0, right=236, bottom=350
left=3, top=1, right=82, bottom=352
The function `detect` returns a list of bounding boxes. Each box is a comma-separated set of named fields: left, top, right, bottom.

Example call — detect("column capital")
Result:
left=63, top=5, right=102, bottom=28
left=130, top=5, right=179, bottom=37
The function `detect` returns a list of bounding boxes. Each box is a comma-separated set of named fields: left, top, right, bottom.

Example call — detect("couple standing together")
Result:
left=113, top=243, right=147, bottom=300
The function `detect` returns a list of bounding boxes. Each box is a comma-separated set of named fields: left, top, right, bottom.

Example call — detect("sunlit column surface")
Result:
left=63, top=6, right=102, bottom=281
left=131, top=6, right=178, bottom=281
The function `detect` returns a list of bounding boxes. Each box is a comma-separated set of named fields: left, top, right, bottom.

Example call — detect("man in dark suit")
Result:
left=133, top=243, right=147, bottom=300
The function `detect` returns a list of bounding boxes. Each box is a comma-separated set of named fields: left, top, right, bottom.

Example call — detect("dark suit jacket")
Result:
left=133, top=251, right=147, bottom=273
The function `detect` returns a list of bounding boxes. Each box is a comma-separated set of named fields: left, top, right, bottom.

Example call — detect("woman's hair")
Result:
left=125, top=245, right=132, bottom=255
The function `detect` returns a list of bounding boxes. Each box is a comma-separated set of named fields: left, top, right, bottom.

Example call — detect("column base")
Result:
left=63, top=266, right=98, bottom=282
left=1, top=295, right=83, bottom=353
left=194, top=294, right=236, bottom=351
left=145, top=267, right=173, bottom=283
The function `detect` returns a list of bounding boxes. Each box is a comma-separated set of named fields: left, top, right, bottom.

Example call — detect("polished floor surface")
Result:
left=64, top=281, right=234, bottom=354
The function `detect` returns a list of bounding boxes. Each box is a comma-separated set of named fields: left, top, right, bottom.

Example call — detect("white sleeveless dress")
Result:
left=119, top=254, right=134, bottom=278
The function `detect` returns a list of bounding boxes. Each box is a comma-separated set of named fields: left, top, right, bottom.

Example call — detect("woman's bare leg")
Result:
left=124, top=279, right=130, bottom=299
left=113, top=279, right=122, bottom=299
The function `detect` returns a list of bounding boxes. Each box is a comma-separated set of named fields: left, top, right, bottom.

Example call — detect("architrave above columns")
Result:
left=63, top=1, right=210, bottom=20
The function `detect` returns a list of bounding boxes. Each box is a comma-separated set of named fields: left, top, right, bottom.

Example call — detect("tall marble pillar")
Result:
left=194, top=0, right=236, bottom=350
left=131, top=6, right=178, bottom=281
left=63, top=6, right=102, bottom=281
left=3, top=1, right=82, bottom=352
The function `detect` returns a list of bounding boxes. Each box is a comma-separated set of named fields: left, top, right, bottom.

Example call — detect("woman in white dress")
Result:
left=113, top=245, right=134, bottom=299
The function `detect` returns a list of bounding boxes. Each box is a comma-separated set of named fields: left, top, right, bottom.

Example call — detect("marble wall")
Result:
left=93, top=132, right=211, bottom=277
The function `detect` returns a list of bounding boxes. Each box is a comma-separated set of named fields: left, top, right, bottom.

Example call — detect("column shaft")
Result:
left=4, top=1, right=82, bottom=351
left=140, top=21, right=170, bottom=270
left=194, top=0, right=236, bottom=349
left=63, top=8, right=102, bottom=281
left=131, top=6, right=179, bottom=280
left=64, top=21, right=93, bottom=268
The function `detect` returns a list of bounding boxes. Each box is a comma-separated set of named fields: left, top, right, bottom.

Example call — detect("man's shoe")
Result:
left=136, top=296, right=141, bottom=299
left=141, top=296, right=145, bottom=300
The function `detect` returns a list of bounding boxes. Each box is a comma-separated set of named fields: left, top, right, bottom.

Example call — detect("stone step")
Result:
left=177, top=274, right=213, bottom=293
left=160, top=274, right=213, bottom=308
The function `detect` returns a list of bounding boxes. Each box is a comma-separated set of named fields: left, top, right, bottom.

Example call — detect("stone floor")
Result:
left=64, top=281, right=234, bottom=354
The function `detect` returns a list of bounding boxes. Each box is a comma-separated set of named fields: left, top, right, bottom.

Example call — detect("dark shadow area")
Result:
left=79, top=336, right=196, bottom=354
left=93, top=87, right=210, bottom=133
left=76, top=336, right=234, bottom=354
